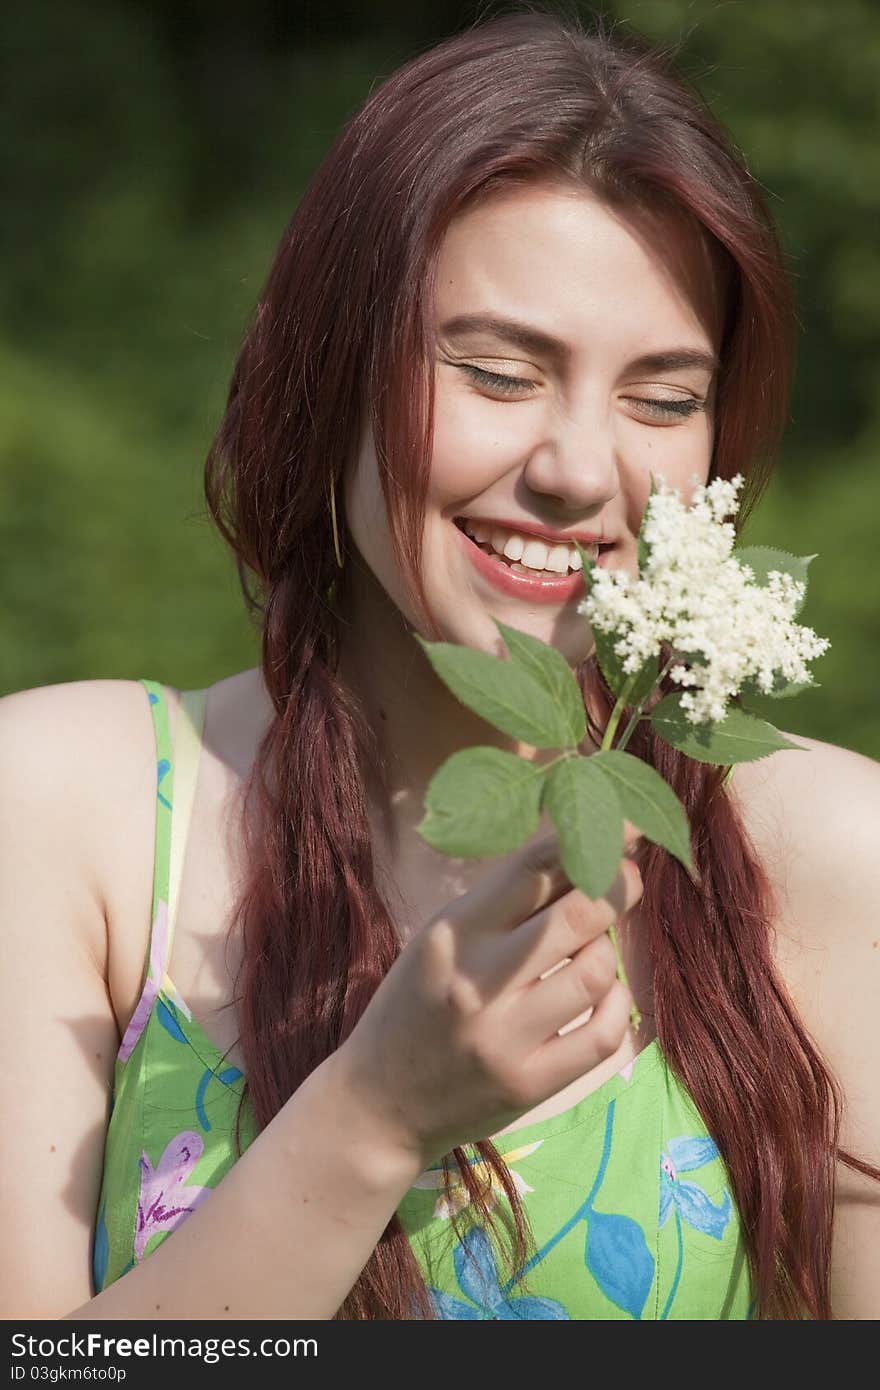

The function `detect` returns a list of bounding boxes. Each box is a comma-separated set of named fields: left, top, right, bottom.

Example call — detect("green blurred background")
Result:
left=2, top=0, right=878, bottom=756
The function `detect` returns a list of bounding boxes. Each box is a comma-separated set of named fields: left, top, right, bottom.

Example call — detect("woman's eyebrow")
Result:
left=439, top=312, right=718, bottom=375
left=440, top=312, right=568, bottom=360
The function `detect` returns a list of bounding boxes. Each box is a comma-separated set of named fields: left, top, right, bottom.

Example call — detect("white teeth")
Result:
left=501, top=533, right=525, bottom=561
left=459, top=519, right=599, bottom=572
left=545, top=543, right=572, bottom=574
left=521, top=539, right=550, bottom=570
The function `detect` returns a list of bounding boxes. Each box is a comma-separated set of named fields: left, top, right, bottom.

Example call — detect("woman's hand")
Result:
left=332, top=831, right=642, bottom=1171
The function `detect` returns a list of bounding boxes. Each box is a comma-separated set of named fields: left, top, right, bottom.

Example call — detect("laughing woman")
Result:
left=2, top=10, right=879, bottom=1320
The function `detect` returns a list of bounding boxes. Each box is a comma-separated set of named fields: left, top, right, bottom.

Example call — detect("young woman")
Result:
left=3, top=11, right=878, bottom=1321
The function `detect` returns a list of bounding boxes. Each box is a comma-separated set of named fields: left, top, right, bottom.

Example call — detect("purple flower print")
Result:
left=135, top=1131, right=210, bottom=1260
left=118, top=899, right=169, bottom=1062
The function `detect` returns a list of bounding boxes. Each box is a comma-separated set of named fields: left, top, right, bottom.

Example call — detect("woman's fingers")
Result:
left=450, top=832, right=573, bottom=938
left=480, top=855, right=643, bottom=995
left=512, top=931, right=620, bottom=1049
left=520, top=978, right=635, bottom=1100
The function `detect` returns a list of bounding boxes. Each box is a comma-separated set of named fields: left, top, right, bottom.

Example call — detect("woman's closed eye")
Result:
left=457, top=362, right=707, bottom=421
left=629, top=395, right=706, bottom=421
left=459, top=363, right=535, bottom=396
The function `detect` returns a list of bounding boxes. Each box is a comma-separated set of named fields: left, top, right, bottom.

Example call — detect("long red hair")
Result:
left=204, top=8, right=876, bottom=1318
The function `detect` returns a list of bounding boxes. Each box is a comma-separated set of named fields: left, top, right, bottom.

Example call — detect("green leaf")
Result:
left=491, top=618, right=586, bottom=747
left=591, top=624, right=628, bottom=697
left=624, top=655, right=661, bottom=710
left=740, top=674, right=819, bottom=701
left=593, top=750, right=694, bottom=879
left=733, top=546, right=817, bottom=617
left=416, top=747, right=544, bottom=857
left=414, top=636, right=573, bottom=748
left=588, top=625, right=659, bottom=712
left=543, top=756, right=623, bottom=901
left=650, top=694, right=806, bottom=763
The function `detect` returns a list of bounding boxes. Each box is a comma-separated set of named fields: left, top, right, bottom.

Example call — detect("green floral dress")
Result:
left=92, top=679, right=754, bottom=1319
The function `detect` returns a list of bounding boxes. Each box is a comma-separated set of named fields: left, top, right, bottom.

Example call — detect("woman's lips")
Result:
left=454, top=522, right=614, bottom=605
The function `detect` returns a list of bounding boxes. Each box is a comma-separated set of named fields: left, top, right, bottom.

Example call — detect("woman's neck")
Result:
left=333, top=563, right=599, bottom=863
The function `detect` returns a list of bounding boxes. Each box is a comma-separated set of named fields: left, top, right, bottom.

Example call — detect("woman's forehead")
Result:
left=433, top=182, right=725, bottom=357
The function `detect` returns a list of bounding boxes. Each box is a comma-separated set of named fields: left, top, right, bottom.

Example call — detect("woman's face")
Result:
left=344, top=181, right=723, bottom=667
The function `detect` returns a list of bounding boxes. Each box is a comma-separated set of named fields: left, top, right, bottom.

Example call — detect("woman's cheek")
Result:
left=635, top=424, right=713, bottom=495
left=429, top=397, right=524, bottom=499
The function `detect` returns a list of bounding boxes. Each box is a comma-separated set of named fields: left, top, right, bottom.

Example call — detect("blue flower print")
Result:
left=429, top=1227, right=570, bottom=1320
left=659, top=1136, right=732, bottom=1239
left=157, top=756, right=172, bottom=812
left=658, top=1135, right=733, bottom=1319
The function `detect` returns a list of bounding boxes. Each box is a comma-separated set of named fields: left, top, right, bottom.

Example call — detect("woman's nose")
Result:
left=519, top=404, right=619, bottom=511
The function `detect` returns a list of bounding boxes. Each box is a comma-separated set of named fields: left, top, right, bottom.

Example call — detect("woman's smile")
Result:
left=451, top=515, right=618, bottom=606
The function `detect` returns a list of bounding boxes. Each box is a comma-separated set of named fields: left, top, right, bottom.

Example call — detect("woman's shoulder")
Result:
left=0, top=678, right=160, bottom=933
left=0, top=671, right=264, bottom=1037
left=728, top=727, right=880, bottom=927
left=0, top=665, right=267, bottom=844
left=729, top=728, right=880, bottom=969
left=0, top=674, right=184, bottom=805
left=0, top=674, right=166, bottom=769
left=1, top=662, right=268, bottom=953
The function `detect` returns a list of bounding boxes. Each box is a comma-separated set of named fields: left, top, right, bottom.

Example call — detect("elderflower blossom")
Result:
left=577, top=474, right=831, bottom=724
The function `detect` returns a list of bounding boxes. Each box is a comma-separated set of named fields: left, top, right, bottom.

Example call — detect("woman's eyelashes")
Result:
left=460, top=363, right=534, bottom=396
left=631, top=396, right=705, bottom=420
left=458, top=363, right=706, bottom=420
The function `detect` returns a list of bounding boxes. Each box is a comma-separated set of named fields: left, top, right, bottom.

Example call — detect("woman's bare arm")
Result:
left=731, top=733, right=880, bottom=1319
left=0, top=682, right=424, bottom=1321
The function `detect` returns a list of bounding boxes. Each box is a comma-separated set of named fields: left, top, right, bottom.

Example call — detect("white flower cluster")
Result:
left=578, top=474, right=831, bottom=724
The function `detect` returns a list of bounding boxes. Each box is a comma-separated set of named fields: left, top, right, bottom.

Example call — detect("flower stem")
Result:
left=616, top=653, right=677, bottom=754
left=600, top=678, right=637, bottom=753
left=609, top=925, right=641, bottom=1033
left=594, top=678, right=639, bottom=1031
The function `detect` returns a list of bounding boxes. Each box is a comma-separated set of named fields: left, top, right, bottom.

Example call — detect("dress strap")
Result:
left=117, top=680, right=206, bottom=1062
left=118, top=680, right=175, bottom=1060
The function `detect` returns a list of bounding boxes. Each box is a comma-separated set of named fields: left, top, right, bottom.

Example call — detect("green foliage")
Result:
left=490, top=619, right=587, bottom=746
left=417, top=746, right=546, bottom=856
left=591, top=750, right=694, bottom=879
left=650, top=696, right=806, bottom=762
left=544, top=755, right=624, bottom=901
left=592, top=626, right=660, bottom=708
left=415, top=628, right=585, bottom=748
left=732, top=547, right=816, bottom=617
